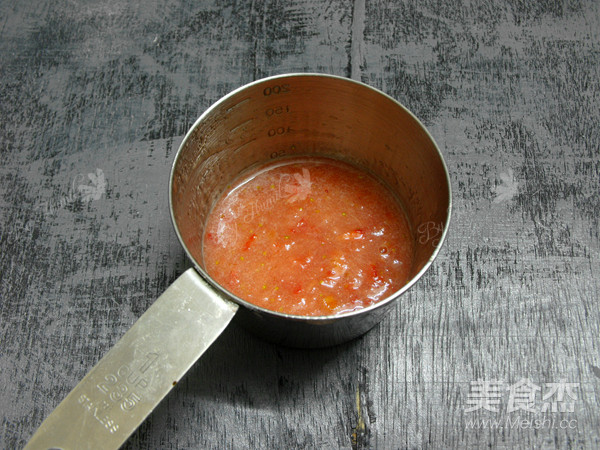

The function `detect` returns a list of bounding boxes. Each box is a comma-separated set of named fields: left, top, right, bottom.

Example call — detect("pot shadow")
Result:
left=123, top=320, right=367, bottom=448
left=186, top=319, right=363, bottom=403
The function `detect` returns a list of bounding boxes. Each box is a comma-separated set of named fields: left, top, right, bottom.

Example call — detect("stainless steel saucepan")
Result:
left=26, top=73, right=451, bottom=449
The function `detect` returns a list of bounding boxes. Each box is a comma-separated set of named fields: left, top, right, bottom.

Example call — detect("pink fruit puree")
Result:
left=202, top=157, right=414, bottom=316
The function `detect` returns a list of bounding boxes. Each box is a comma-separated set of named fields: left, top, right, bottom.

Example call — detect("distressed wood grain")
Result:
left=1, top=0, right=599, bottom=448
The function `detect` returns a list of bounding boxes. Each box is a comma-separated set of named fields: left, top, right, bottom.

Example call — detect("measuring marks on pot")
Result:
left=228, top=117, right=254, bottom=143
left=262, top=81, right=297, bottom=158
left=226, top=81, right=297, bottom=157
left=225, top=97, right=256, bottom=153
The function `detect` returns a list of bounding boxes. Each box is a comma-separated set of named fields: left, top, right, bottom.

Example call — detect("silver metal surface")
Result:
left=26, top=74, right=451, bottom=448
left=171, top=73, right=452, bottom=347
left=25, top=269, right=238, bottom=450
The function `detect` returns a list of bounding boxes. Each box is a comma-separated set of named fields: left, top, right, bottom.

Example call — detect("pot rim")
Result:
left=169, top=72, right=452, bottom=323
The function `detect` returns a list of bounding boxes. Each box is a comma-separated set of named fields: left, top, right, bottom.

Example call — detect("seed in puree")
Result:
left=202, top=157, right=414, bottom=316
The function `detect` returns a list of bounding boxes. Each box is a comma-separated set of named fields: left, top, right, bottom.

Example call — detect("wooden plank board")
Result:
left=1, top=0, right=599, bottom=448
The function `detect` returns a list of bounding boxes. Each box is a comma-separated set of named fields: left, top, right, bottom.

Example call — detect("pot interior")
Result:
left=171, top=74, right=451, bottom=310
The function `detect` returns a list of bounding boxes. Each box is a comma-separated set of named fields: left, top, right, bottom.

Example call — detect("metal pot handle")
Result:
left=25, top=268, right=238, bottom=450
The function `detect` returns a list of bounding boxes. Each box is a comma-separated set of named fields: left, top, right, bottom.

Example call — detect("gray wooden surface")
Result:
left=1, top=0, right=599, bottom=448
